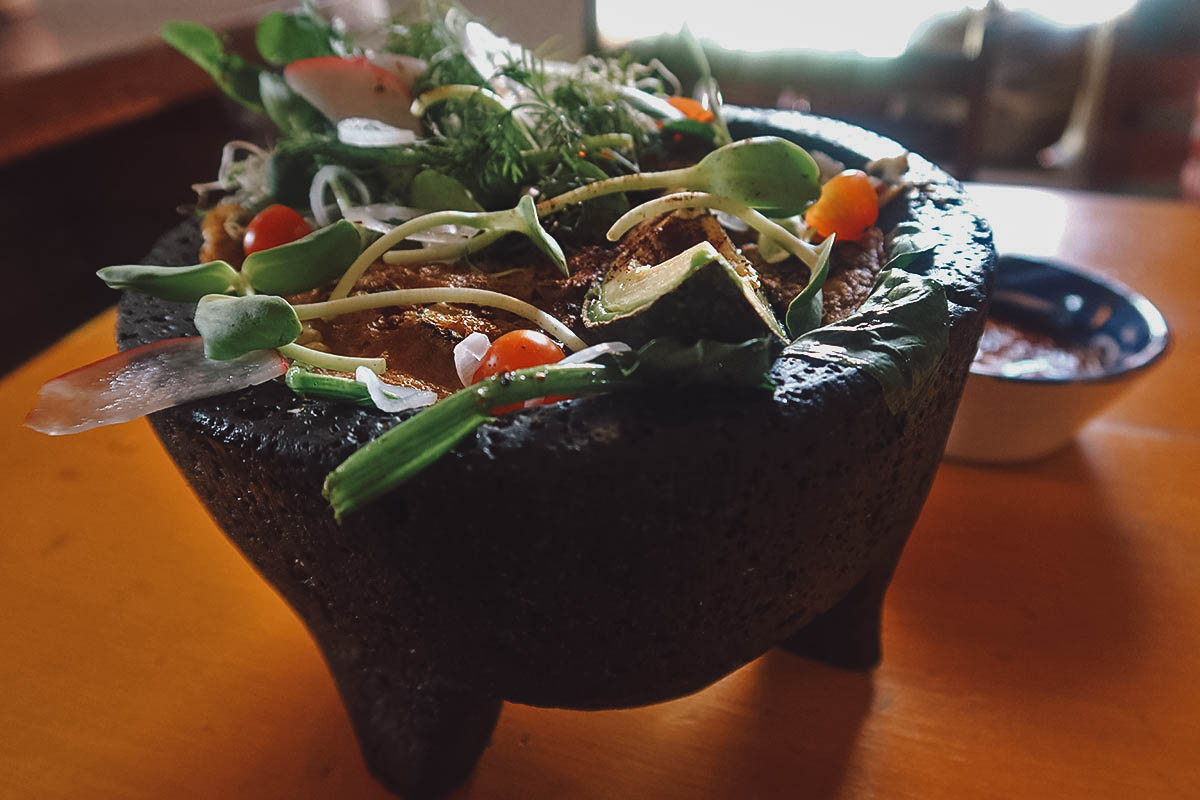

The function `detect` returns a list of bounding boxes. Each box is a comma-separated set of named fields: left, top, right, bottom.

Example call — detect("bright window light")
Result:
left=596, top=0, right=988, bottom=58
left=596, top=0, right=1135, bottom=57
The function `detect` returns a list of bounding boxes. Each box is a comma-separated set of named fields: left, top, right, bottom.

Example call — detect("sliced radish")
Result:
left=285, top=56, right=419, bottom=131
left=26, top=337, right=288, bottom=436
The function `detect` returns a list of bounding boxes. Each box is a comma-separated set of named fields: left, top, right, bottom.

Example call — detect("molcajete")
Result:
left=116, top=109, right=994, bottom=798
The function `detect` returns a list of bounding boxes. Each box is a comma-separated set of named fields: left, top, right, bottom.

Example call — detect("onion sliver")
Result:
left=354, top=367, right=437, bottom=413
left=557, top=341, right=632, bottom=365
left=26, top=337, right=287, bottom=435
left=337, top=117, right=417, bottom=148
left=453, top=332, right=491, bottom=387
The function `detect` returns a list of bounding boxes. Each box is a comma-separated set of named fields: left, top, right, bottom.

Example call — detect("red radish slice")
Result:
left=26, top=337, right=288, bottom=436
left=285, top=56, right=419, bottom=130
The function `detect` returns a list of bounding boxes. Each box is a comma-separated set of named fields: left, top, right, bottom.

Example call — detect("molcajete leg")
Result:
left=780, top=541, right=907, bottom=670
left=323, top=645, right=502, bottom=799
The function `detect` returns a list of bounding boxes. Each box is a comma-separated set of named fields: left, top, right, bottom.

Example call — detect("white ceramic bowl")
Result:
left=945, top=255, right=1170, bottom=463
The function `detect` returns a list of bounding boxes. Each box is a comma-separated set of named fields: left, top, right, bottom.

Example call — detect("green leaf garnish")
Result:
left=330, top=195, right=567, bottom=299
left=161, top=22, right=264, bottom=113
left=409, top=169, right=484, bottom=211
left=785, top=269, right=950, bottom=412
left=97, top=261, right=242, bottom=303
left=783, top=239, right=835, bottom=338
left=194, top=294, right=302, bottom=360
left=538, top=137, right=821, bottom=218
left=242, top=220, right=362, bottom=295
left=255, top=10, right=336, bottom=65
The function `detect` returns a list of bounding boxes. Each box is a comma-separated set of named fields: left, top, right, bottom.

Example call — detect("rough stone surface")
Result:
left=116, top=110, right=995, bottom=797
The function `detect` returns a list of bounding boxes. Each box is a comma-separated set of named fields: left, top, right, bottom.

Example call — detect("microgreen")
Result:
left=194, top=294, right=302, bottom=360
left=538, top=137, right=821, bottom=217
left=329, top=195, right=567, bottom=299
left=97, top=261, right=245, bottom=303
left=292, top=285, right=588, bottom=352
left=241, top=219, right=362, bottom=295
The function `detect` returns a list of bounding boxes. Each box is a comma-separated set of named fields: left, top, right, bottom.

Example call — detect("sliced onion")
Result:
left=337, top=117, right=418, bottom=148
left=557, top=341, right=632, bottom=366
left=26, top=338, right=287, bottom=436
left=354, top=366, right=437, bottom=412
left=452, top=332, right=492, bottom=387
left=309, top=165, right=372, bottom=227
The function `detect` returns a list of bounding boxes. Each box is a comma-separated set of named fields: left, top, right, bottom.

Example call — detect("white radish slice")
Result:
left=285, top=56, right=419, bottom=130
left=452, top=332, right=492, bottom=387
left=354, top=366, right=437, bottom=413
left=26, top=337, right=287, bottom=436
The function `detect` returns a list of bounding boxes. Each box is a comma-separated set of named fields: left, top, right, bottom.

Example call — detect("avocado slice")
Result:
left=583, top=241, right=788, bottom=346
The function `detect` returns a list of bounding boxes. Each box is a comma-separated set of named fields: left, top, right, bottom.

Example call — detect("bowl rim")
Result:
left=969, top=253, right=1170, bottom=386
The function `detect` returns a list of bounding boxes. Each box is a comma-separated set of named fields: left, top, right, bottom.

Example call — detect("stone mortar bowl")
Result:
left=117, top=110, right=994, bottom=798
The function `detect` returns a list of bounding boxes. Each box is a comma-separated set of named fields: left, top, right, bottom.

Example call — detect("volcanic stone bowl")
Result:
left=117, top=110, right=994, bottom=798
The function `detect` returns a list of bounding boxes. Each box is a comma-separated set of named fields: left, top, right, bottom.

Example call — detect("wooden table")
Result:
left=2, top=184, right=1198, bottom=798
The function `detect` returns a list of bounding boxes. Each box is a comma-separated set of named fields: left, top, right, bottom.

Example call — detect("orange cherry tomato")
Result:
left=472, top=329, right=567, bottom=414
left=804, top=169, right=879, bottom=241
left=666, top=95, right=715, bottom=124
left=242, top=205, right=313, bottom=255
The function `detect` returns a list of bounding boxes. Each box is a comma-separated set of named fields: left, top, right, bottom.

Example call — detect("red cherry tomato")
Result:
left=472, top=329, right=567, bottom=414
left=804, top=169, right=879, bottom=241
left=242, top=205, right=313, bottom=255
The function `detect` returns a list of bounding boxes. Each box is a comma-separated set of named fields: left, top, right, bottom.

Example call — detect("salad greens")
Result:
left=29, top=2, right=943, bottom=520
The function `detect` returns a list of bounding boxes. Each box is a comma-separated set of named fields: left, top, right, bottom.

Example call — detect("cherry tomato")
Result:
left=804, top=169, right=879, bottom=241
left=472, top=329, right=567, bottom=414
left=242, top=205, right=313, bottom=255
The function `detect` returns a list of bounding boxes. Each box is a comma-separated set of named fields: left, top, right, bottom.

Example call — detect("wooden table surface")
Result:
left=3, top=184, right=1198, bottom=798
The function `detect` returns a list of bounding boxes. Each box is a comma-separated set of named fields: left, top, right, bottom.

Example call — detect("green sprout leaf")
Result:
left=161, top=22, right=264, bottom=113
left=511, top=195, right=568, bottom=275
left=255, top=10, right=336, bottom=65
left=331, top=194, right=567, bottom=299
left=194, top=294, right=301, bottom=360
left=784, top=237, right=836, bottom=338
left=97, top=261, right=242, bottom=303
left=242, top=219, right=362, bottom=295
left=409, top=169, right=484, bottom=211
left=538, top=136, right=821, bottom=218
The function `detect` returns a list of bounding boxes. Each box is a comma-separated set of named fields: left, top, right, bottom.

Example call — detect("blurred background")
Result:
left=2, top=0, right=1198, bottom=373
